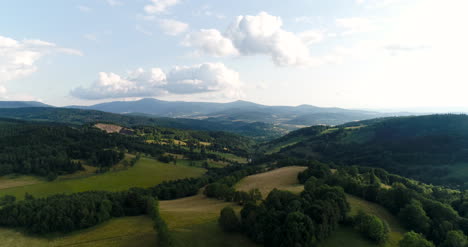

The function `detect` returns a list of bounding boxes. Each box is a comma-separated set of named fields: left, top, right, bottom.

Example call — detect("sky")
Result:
left=1, top=0, right=467, bottom=109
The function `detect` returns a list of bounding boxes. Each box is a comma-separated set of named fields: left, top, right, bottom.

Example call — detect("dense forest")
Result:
left=271, top=114, right=468, bottom=187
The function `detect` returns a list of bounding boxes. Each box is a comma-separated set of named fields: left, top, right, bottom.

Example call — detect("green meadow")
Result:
left=0, top=216, right=156, bottom=247
left=346, top=194, right=405, bottom=247
left=0, top=157, right=205, bottom=199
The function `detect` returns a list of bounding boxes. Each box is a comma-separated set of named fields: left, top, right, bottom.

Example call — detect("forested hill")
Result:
left=0, top=118, right=255, bottom=178
left=0, top=107, right=285, bottom=140
left=263, top=114, right=468, bottom=187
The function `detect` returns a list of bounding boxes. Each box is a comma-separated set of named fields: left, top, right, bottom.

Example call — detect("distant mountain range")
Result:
left=66, top=98, right=406, bottom=127
left=0, top=98, right=418, bottom=128
left=0, top=101, right=51, bottom=108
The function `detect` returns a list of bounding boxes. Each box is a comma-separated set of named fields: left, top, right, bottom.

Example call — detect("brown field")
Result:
left=160, top=193, right=238, bottom=229
left=235, top=166, right=307, bottom=198
left=94, top=123, right=124, bottom=133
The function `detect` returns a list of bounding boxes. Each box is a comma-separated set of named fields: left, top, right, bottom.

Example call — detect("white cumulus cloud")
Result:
left=0, top=35, right=82, bottom=94
left=70, top=63, right=244, bottom=100
left=184, top=12, right=323, bottom=67
left=183, top=29, right=239, bottom=57
left=144, top=0, right=180, bottom=14
left=159, top=19, right=189, bottom=36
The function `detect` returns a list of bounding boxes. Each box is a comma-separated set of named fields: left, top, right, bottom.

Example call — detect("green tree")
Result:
left=248, top=188, right=262, bottom=202
left=399, top=231, right=435, bottom=247
left=354, top=211, right=389, bottom=243
left=219, top=206, right=240, bottom=232
left=0, top=195, right=15, bottom=206
left=282, top=212, right=315, bottom=247
left=398, top=200, right=431, bottom=234
left=441, top=230, right=467, bottom=247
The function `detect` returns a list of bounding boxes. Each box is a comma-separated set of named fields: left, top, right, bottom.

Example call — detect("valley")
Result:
left=0, top=106, right=466, bottom=247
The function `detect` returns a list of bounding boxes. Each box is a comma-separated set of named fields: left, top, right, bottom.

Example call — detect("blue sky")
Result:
left=1, top=0, right=467, bottom=109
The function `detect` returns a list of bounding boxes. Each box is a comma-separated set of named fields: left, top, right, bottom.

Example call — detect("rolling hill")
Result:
left=264, top=114, right=468, bottom=187
left=0, top=107, right=285, bottom=139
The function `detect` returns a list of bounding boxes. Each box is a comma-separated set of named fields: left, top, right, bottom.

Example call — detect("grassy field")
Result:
left=0, top=163, right=404, bottom=247
left=160, top=193, right=259, bottom=247
left=347, top=194, right=405, bottom=247
left=171, top=221, right=259, bottom=247
left=0, top=157, right=205, bottom=199
left=235, top=166, right=307, bottom=197
left=208, top=151, right=248, bottom=164
left=160, top=194, right=237, bottom=229
left=0, top=175, right=44, bottom=190
left=0, top=216, right=156, bottom=247
left=0, top=185, right=256, bottom=247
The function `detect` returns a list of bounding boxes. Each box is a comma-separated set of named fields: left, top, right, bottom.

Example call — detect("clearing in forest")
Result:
left=346, top=194, right=405, bottom=247
left=235, top=166, right=307, bottom=197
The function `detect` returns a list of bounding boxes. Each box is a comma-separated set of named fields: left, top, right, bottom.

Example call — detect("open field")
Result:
left=0, top=175, right=44, bottom=190
left=0, top=216, right=156, bottom=247
left=235, top=166, right=307, bottom=197
left=160, top=193, right=237, bottom=229
left=0, top=192, right=246, bottom=247
left=347, top=194, right=405, bottom=247
left=0, top=164, right=403, bottom=247
left=208, top=151, right=248, bottom=164
left=171, top=221, right=259, bottom=247
left=160, top=193, right=259, bottom=247
left=0, top=157, right=205, bottom=199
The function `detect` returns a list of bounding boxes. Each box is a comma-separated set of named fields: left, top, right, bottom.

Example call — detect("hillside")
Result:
left=266, top=114, right=468, bottom=187
left=0, top=107, right=285, bottom=140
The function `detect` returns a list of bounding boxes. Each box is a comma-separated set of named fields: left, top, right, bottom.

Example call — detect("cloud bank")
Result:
left=0, top=35, right=82, bottom=93
left=183, top=12, right=323, bottom=67
left=71, top=63, right=244, bottom=100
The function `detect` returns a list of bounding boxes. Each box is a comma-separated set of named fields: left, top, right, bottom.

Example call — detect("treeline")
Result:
left=204, top=166, right=263, bottom=204
left=146, top=197, right=171, bottom=247
left=298, top=162, right=468, bottom=246
left=0, top=190, right=148, bottom=233
left=219, top=179, right=349, bottom=247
